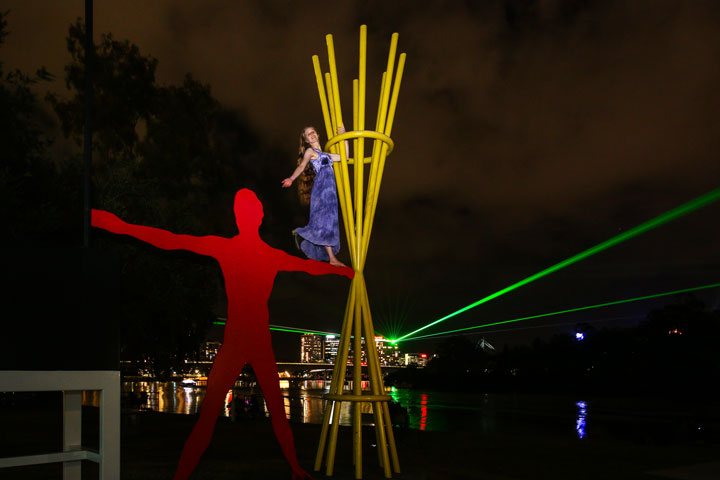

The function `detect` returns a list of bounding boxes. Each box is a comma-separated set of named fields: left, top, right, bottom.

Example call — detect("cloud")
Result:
left=4, top=0, right=719, bottom=342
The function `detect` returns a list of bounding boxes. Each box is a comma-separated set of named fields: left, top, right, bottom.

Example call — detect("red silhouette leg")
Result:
left=252, top=346, right=311, bottom=479
left=174, top=346, right=245, bottom=480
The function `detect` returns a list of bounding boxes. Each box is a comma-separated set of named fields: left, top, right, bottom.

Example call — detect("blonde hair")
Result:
left=296, top=126, right=317, bottom=206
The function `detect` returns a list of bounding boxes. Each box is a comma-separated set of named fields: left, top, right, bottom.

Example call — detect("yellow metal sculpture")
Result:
left=311, top=25, right=406, bottom=479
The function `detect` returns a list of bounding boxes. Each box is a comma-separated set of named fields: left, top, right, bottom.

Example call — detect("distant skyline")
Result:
left=4, top=1, right=719, bottom=357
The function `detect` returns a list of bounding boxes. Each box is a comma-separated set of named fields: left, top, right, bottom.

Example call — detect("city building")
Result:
left=300, top=334, right=325, bottom=363
left=323, top=335, right=339, bottom=363
left=375, top=336, right=401, bottom=366
left=201, top=341, right=222, bottom=362
left=300, top=334, right=403, bottom=366
left=404, top=353, right=428, bottom=367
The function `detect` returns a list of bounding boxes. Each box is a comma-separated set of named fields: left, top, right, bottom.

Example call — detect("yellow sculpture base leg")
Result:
left=314, top=275, right=400, bottom=478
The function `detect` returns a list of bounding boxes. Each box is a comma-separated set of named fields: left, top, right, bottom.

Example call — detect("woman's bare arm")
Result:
left=281, top=148, right=314, bottom=188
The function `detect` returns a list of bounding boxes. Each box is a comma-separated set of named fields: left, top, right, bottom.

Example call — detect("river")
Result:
left=104, top=381, right=719, bottom=444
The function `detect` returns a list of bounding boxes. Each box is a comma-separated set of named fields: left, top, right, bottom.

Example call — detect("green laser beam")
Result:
left=269, top=326, right=338, bottom=335
left=396, top=282, right=720, bottom=342
left=375, top=294, right=415, bottom=342
left=212, top=319, right=340, bottom=337
left=393, top=188, right=720, bottom=343
left=268, top=323, right=340, bottom=336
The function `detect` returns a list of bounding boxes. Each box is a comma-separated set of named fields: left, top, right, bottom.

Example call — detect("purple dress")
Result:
left=295, top=149, right=340, bottom=261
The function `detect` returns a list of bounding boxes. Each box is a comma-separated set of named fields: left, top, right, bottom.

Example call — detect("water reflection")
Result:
left=121, top=381, right=194, bottom=415
left=121, top=382, right=556, bottom=434
left=111, top=382, right=707, bottom=442
left=223, top=390, right=232, bottom=417
left=120, top=381, right=362, bottom=425
left=419, top=393, right=428, bottom=431
left=576, top=401, right=587, bottom=439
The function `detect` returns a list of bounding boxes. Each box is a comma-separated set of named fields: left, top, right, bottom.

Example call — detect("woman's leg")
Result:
left=324, top=245, right=346, bottom=267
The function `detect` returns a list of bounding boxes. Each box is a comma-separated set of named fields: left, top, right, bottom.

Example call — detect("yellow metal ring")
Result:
left=325, top=130, right=394, bottom=157
left=323, top=393, right=392, bottom=402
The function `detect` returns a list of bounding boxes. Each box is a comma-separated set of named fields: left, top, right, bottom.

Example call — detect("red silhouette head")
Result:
left=234, top=189, right=264, bottom=231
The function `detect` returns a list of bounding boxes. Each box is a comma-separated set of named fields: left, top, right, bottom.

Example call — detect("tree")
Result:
left=47, top=20, right=227, bottom=378
left=1, top=14, right=305, bottom=374
left=0, top=10, right=63, bottom=247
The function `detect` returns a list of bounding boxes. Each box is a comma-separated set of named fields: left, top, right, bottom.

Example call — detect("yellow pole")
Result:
left=375, top=72, right=388, bottom=131
left=361, top=70, right=387, bottom=258
left=325, top=392, right=343, bottom=476
left=313, top=59, right=355, bottom=257
left=325, top=277, right=357, bottom=476
left=384, top=55, right=407, bottom=138
left=355, top=26, right=367, bottom=269
left=352, top=79, right=362, bottom=268
left=358, top=281, right=392, bottom=477
left=351, top=77, right=363, bottom=478
left=361, top=53, right=406, bottom=269
left=353, top=79, right=359, bottom=153
left=361, top=34, right=398, bottom=264
left=325, top=35, right=344, bottom=125
left=351, top=31, right=368, bottom=476
left=325, top=34, right=358, bottom=269
left=320, top=70, right=352, bottom=262
left=350, top=78, right=362, bottom=476
left=324, top=72, right=337, bottom=134
left=378, top=34, right=399, bottom=134
left=360, top=281, right=400, bottom=473
left=352, top=275, right=363, bottom=478
left=312, top=56, right=333, bottom=140
left=314, top=284, right=355, bottom=471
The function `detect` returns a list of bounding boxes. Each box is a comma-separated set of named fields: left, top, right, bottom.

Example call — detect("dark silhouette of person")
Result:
left=92, top=188, right=353, bottom=480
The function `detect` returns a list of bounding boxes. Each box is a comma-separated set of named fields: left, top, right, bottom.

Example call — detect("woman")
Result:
left=281, top=125, right=347, bottom=267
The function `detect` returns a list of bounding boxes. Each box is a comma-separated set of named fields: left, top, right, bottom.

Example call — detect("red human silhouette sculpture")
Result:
left=92, top=188, right=353, bottom=480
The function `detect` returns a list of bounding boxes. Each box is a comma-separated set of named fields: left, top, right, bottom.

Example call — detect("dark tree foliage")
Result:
left=0, top=11, right=64, bottom=246
left=0, top=11, right=106, bottom=371
left=422, top=336, right=488, bottom=389
left=43, top=19, right=295, bottom=378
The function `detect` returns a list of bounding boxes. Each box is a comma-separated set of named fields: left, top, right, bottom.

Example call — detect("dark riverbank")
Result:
left=2, top=398, right=720, bottom=480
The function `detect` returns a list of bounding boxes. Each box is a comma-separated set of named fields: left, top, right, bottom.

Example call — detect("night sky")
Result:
left=5, top=1, right=719, bottom=359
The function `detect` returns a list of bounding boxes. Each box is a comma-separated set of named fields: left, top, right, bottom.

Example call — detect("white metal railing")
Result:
left=0, top=370, right=120, bottom=479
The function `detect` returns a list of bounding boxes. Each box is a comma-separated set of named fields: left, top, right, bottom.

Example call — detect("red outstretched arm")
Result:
left=91, top=209, right=218, bottom=256
left=278, top=250, right=354, bottom=279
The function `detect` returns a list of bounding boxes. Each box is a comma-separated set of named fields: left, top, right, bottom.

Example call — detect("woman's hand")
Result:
left=281, top=178, right=293, bottom=188
left=337, top=123, right=350, bottom=159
